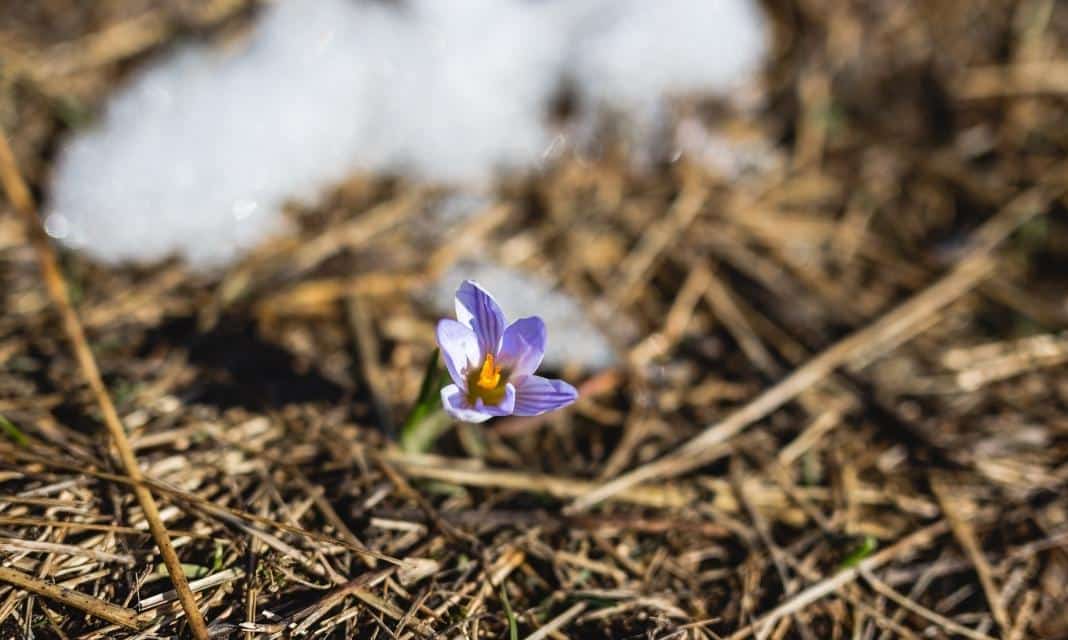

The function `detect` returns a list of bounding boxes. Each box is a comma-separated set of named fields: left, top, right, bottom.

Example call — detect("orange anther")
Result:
left=477, top=353, right=501, bottom=389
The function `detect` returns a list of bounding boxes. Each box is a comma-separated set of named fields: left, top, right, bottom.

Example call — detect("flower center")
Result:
left=467, top=354, right=506, bottom=405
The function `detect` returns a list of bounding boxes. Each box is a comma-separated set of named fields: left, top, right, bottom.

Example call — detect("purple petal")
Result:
left=436, top=319, right=480, bottom=388
left=454, top=280, right=506, bottom=358
left=513, top=376, right=578, bottom=416
left=440, top=384, right=493, bottom=423
left=497, top=316, right=546, bottom=381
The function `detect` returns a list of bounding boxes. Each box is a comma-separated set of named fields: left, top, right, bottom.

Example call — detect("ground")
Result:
left=1, top=0, right=1068, bottom=638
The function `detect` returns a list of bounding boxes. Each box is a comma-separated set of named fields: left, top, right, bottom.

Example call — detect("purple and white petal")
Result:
left=473, top=383, right=516, bottom=417
left=440, top=384, right=494, bottom=423
left=436, top=319, right=480, bottom=389
left=497, top=316, right=547, bottom=382
left=454, top=280, right=506, bottom=358
left=513, top=376, right=578, bottom=416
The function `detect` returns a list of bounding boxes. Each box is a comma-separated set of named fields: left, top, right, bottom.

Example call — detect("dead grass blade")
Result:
left=0, top=129, right=211, bottom=639
left=567, top=191, right=1050, bottom=513
left=0, top=566, right=151, bottom=630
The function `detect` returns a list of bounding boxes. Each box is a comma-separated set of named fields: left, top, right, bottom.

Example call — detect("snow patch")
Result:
left=48, top=0, right=768, bottom=267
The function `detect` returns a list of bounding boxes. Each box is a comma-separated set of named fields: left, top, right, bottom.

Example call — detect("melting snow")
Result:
left=48, top=0, right=769, bottom=267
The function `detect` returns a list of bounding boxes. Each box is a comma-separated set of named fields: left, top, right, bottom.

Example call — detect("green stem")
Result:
left=399, top=349, right=454, bottom=452
left=400, top=407, right=453, bottom=453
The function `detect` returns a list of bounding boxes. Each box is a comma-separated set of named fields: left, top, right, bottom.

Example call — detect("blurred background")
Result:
left=2, top=1, right=1068, bottom=638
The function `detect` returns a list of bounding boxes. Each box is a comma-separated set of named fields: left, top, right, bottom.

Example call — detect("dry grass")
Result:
left=2, top=0, right=1068, bottom=638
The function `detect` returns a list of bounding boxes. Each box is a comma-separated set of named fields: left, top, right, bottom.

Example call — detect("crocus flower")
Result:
left=435, top=280, right=578, bottom=423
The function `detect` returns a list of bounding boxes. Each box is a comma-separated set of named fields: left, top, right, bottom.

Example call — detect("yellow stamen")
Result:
left=477, top=354, right=501, bottom=390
